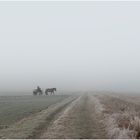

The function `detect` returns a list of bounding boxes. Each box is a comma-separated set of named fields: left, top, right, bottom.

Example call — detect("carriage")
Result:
left=33, top=86, right=56, bottom=95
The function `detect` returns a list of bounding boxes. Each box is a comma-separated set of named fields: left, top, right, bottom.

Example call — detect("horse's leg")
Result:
left=53, top=89, right=55, bottom=95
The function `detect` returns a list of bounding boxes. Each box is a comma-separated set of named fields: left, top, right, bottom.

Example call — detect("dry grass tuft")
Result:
left=92, top=95, right=140, bottom=139
left=104, top=112, right=139, bottom=138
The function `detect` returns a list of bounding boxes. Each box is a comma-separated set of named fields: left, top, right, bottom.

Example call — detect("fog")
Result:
left=0, top=1, right=140, bottom=94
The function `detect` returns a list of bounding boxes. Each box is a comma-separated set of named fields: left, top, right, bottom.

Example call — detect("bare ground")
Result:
left=40, top=94, right=107, bottom=139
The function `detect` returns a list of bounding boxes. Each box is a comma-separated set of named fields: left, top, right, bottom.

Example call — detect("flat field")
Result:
left=0, top=95, right=69, bottom=125
left=0, top=93, right=140, bottom=139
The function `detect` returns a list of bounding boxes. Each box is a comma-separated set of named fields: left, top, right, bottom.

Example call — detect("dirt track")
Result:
left=39, top=94, right=106, bottom=139
left=0, top=94, right=107, bottom=139
left=1, top=93, right=140, bottom=139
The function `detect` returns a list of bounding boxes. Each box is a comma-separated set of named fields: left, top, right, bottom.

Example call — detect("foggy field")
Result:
left=1, top=93, right=140, bottom=139
left=0, top=0, right=140, bottom=139
left=0, top=95, right=69, bottom=126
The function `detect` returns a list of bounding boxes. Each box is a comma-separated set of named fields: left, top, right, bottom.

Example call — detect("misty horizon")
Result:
left=0, top=1, right=140, bottom=94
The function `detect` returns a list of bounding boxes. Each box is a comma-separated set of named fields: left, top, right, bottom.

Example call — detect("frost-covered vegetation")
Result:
left=1, top=93, right=140, bottom=139
left=94, top=94, right=140, bottom=139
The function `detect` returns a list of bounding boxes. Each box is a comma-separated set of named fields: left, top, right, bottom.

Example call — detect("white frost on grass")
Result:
left=89, top=95, right=105, bottom=114
left=92, top=95, right=140, bottom=139
left=41, top=96, right=82, bottom=138
left=104, top=112, right=136, bottom=138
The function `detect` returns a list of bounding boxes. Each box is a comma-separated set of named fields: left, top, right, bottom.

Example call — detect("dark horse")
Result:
left=45, top=88, right=56, bottom=95
left=33, top=86, right=43, bottom=95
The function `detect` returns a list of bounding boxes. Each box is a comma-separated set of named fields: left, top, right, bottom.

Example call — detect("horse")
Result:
left=33, top=87, right=43, bottom=95
left=45, top=88, right=56, bottom=95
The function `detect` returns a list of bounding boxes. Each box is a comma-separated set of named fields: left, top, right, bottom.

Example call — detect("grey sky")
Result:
left=0, top=1, right=140, bottom=93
